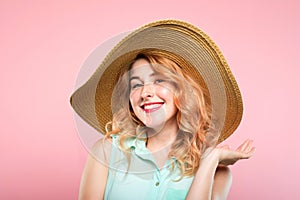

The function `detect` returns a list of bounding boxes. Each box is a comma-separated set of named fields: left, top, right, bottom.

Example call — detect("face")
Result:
left=129, top=58, right=178, bottom=131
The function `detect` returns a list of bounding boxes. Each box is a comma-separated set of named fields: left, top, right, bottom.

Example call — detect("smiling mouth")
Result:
left=141, top=102, right=164, bottom=113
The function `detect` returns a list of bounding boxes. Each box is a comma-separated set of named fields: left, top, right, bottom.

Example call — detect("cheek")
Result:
left=129, top=90, right=140, bottom=106
left=157, top=86, right=174, bottom=99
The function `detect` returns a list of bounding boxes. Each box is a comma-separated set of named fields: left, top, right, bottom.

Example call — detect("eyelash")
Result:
left=155, top=79, right=165, bottom=83
left=132, top=83, right=143, bottom=89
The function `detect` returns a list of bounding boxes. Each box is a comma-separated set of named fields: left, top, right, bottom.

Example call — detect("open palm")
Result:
left=215, top=139, right=255, bottom=166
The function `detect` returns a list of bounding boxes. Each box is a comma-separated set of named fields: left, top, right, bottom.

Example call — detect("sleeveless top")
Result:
left=104, top=134, right=194, bottom=200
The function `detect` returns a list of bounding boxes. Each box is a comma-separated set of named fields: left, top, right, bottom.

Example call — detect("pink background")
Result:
left=1, top=0, right=299, bottom=199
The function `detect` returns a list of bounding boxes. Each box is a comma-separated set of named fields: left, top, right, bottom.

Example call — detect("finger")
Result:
left=246, top=147, right=256, bottom=156
left=240, top=146, right=256, bottom=159
left=219, top=144, right=231, bottom=150
left=236, top=139, right=253, bottom=152
left=245, top=140, right=253, bottom=153
left=243, top=140, right=254, bottom=153
left=236, top=140, right=249, bottom=151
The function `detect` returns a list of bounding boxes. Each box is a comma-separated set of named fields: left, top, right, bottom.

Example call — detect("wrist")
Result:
left=202, top=148, right=220, bottom=163
left=199, top=149, right=219, bottom=171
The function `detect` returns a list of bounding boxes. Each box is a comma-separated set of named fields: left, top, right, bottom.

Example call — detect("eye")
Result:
left=155, top=79, right=165, bottom=84
left=131, top=83, right=143, bottom=89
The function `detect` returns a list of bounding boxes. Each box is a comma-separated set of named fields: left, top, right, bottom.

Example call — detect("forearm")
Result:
left=186, top=153, right=219, bottom=200
left=186, top=139, right=255, bottom=200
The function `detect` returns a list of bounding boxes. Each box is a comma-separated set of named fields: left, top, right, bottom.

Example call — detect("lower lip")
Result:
left=143, top=104, right=163, bottom=113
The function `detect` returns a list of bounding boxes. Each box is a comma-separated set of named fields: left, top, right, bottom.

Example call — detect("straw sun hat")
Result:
left=70, top=19, right=243, bottom=143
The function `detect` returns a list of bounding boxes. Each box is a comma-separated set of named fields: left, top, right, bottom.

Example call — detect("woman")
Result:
left=70, top=20, right=255, bottom=200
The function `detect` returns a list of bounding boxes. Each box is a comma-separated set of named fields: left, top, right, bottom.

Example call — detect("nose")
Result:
left=141, top=83, right=154, bottom=99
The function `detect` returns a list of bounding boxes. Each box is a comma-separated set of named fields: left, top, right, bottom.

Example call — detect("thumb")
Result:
left=219, top=144, right=231, bottom=150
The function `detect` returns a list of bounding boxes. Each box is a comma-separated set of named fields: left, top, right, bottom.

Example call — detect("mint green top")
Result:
left=104, top=135, right=194, bottom=200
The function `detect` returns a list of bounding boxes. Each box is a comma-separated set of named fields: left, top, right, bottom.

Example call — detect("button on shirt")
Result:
left=104, top=135, right=194, bottom=200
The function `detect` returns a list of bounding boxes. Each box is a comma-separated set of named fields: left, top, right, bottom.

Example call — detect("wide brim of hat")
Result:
left=70, top=19, right=243, bottom=144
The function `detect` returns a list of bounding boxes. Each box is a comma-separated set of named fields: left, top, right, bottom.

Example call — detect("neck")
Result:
left=146, top=120, right=178, bottom=153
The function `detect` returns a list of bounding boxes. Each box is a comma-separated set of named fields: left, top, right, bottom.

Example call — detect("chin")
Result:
left=142, top=118, right=166, bottom=133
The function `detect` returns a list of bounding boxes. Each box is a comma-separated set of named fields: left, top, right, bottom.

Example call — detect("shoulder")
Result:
left=90, top=137, right=113, bottom=165
left=79, top=138, right=112, bottom=200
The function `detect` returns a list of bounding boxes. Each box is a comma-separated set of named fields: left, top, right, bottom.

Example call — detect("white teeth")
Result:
left=144, top=104, right=162, bottom=110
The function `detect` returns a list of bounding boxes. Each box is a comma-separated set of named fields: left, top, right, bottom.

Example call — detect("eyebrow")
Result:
left=129, top=72, right=157, bottom=82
